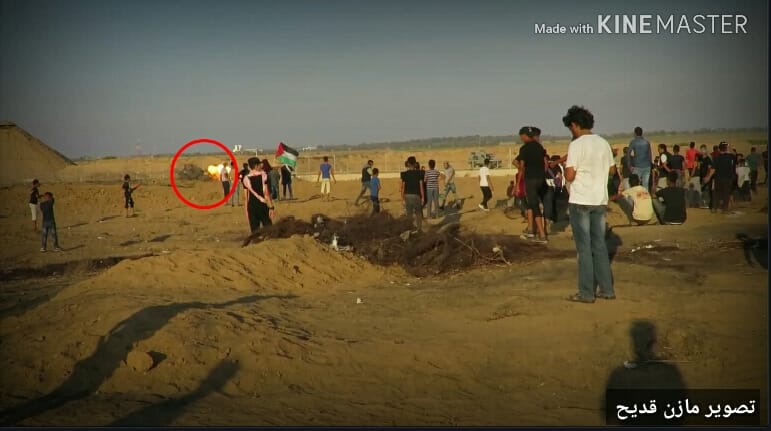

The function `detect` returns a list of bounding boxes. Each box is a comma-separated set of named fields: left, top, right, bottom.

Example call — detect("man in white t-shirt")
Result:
left=478, top=159, right=494, bottom=211
left=562, top=105, right=616, bottom=303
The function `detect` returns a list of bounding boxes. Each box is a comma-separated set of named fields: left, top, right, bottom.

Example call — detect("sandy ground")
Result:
left=0, top=160, right=768, bottom=425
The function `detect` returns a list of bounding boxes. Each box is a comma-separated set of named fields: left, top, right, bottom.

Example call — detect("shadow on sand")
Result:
left=108, top=359, right=239, bottom=426
left=0, top=294, right=296, bottom=426
left=602, top=320, right=687, bottom=426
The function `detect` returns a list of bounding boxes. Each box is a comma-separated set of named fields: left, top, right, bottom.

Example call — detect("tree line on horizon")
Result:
left=78, top=127, right=766, bottom=160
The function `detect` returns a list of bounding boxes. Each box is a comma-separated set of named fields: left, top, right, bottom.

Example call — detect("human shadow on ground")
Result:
left=0, top=294, right=296, bottom=426
left=602, top=320, right=687, bottom=426
left=736, top=233, right=768, bottom=270
left=108, top=359, right=239, bottom=426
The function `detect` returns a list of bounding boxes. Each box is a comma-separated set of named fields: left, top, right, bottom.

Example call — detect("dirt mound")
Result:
left=245, top=213, right=575, bottom=277
left=0, top=122, right=75, bottom=185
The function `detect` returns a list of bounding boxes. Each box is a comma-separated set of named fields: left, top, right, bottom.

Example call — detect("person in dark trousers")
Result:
left=219, top=159, right=231, bottom=199
left=711, top=142, right=735, bottom=213
left=39, top=192, right=62, bottom=252
left=29, top=179, right=40, bottom=231
left=517, top=126, right=547, bottom=243
left=401, top=157, right=424, bottom=232
left=243, top=157, right=274, bottom=234
left=696, top=145, right=715, bottom=209
left=355, top=160, right=374, bottom=206
left=122, top=174, right=140, bottom=217
left=280, top=164, right=294, bottom=200
left=478, top=159, right=494, bottom=211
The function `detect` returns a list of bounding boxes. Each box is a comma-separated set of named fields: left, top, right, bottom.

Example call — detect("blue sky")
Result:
left=0, top=0, right=767, bottom=157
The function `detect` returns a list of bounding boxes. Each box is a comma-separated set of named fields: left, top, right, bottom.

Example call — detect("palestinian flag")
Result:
left=275, top=142, right=299, bottom=168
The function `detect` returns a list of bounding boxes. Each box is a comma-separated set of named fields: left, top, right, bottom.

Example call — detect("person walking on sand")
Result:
left=317, top=156, right=337, bottom=201
left=29, top=179, right=40, bottom=231
left=243, top=157, right=274, bottom=234
left=562, top=105, right=616, bottom=303
left=219, top=159, right=231, bottom=199
left=355, top=160, right=374, bottom=206
left=439, top=161, right=457, bottom=210
left=39, top=192, right=62, bottom=252
left=122, top=174, right=140, bottom=217
left=478, top=159, right=494, bottom=211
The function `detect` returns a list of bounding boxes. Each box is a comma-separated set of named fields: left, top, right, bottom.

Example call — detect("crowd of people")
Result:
left=25, top=106, right=767, bottom=303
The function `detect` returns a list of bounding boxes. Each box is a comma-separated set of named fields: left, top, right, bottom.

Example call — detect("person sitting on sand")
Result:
left=39, top=192, right=62, bottom=252
left=652, top=172, right=687, bottom=225
left=122, top=174, right=140, bottom=217
left=613, top=174, right=654, bottom=225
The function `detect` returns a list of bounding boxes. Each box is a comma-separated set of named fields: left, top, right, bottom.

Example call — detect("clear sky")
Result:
left=0, top=0, right=767, bottom=157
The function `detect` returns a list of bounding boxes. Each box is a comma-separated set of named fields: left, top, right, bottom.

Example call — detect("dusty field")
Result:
left=0, top=149, right=768, bottom=426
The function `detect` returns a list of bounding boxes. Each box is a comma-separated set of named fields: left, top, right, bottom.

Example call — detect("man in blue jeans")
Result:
left=563, top=105, right=616, bottom=303
left=628, top=126, right=653, bottom=193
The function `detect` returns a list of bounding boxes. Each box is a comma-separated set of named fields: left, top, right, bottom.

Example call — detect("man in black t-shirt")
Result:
left=355, top=160, right=374, bottom=206
left=711, top=142, right=736, bottom=212
left=668, top=145, right=686, bottom=188
left=400, top=158, right=424, bottom=232
left=652, top=172, right=687, bottom=225
left=695, top=145, right=715, bottom=209
left=39, top=192, right=62, bottom=252
left=244, top=157, right=274, bottom=234
left=517, top=126, right=547, bottom=243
